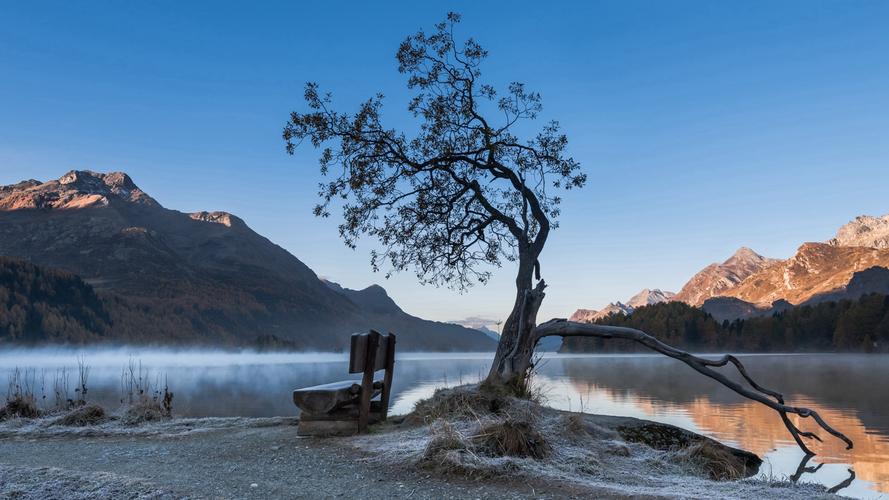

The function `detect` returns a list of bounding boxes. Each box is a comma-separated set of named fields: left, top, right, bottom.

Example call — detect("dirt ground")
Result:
left=0, top=417, right=621, bottom=499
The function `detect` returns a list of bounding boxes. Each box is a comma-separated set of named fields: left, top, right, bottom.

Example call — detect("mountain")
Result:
left=829, top=214, right=889, bottom=249
left=567, top=214, right=889, bottom=326
left=719, top=243, right=889, bottom=306
left=320, top=279, right=494, bottom=350
left=0, top=170, right=494, bottom=351
left=700, top=297, right=793, bottom=323
left=569, top=302, right=634, bottom=323
left=673, top=247, right=779, bottom=306
left=569, top=288, right=674, bottom=324
left=568, top=309, right=598, bottom=323
left=626, top=288, right=675, bottom=308
left=474, top=325, right=501, bottom=342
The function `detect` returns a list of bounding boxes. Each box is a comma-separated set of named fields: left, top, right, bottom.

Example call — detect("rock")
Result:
left=616, top=422, right=761, bottom=478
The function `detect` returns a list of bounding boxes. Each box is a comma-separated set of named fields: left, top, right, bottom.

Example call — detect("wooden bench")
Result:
left=293, top=330, right=396, bottom=436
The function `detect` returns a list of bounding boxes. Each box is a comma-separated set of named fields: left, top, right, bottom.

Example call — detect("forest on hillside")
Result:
left=0, top=257, right=257, bottom=345
left=0, top=257, right=112, bottom=343
left=560, top=294, right=889, bottom=354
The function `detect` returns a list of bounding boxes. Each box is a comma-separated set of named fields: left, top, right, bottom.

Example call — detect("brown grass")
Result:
left=423, top=421, right=470, bottom=459
left=559, top=413, right=619, bottom=443
left=2, top=368, right=40, bottom=420
left=122, top=398, right=169, bottom=425
left=119, top=358, right=174, bottom=425
left=0, top=394, right=40, bottom=420
left=472, top=419, right=551, bottom=459
left=53, top=404, right=108, bottom=427
left=408, top=384, right=511, bottom=424
left=673, top=440, right=751, bottom=481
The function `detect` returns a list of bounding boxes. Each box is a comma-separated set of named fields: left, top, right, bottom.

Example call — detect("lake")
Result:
left=1, top=349, right=887, bottom=498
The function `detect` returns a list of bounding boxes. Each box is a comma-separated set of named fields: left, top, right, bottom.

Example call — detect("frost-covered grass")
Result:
left=1, top=358, right=174, bottom=427
left=0, top=412, right=296, bottom=439
left=0, top=464, right=180, bottom=500
left=354, top=384, right=840, bottom=500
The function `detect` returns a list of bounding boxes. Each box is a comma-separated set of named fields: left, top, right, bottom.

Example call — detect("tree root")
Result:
left=532, top=319, right=853, bottom=456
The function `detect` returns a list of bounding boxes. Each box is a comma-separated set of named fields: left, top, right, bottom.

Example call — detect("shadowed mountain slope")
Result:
left=0, top=171, right=493, bottom=351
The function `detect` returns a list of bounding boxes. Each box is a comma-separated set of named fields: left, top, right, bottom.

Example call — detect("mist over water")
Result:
left=1, top=348, right=887, bottom=498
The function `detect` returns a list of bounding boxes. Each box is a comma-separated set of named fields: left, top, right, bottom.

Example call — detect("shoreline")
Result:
left=0, top=407, right=841, bottom=499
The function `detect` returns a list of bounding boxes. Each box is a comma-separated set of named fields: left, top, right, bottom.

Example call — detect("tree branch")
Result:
left=532, top=319, right=854, bottom=456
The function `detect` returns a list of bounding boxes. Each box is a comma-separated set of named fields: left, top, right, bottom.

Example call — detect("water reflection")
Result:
left=0, top=350, right=886, bottom=498
left=548, top=354, right=889, bottom=499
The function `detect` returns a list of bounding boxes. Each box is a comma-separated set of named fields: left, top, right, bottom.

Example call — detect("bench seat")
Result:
left=292, top=379, right=383, bottom=415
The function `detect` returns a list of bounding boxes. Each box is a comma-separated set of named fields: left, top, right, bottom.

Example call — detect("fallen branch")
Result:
left=532, top=319, right=853, bottom=456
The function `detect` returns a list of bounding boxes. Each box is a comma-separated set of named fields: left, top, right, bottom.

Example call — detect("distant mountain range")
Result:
left=570, top=215, right=889, bottom=323
left=0, top=170, right=495, bottom=351
left=569, top=289, right=676, bottom=322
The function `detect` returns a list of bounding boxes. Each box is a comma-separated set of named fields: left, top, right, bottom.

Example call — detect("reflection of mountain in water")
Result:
left=557, top=355, right=889, bottom=494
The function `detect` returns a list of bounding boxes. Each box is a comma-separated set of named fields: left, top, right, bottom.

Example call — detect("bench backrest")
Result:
left=348, top=330, right=397, bottom=431
left=348, top=330, right=395, bottom=374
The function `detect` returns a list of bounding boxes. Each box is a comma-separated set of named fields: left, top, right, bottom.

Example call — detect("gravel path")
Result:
left=0, top=418, right=608, bottom=499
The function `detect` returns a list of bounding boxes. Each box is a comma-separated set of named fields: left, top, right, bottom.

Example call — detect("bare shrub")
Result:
left=1, top=368, right=40, bottom=420
left=75, top=356, right=89, bottom=407
left=120, top=359, right=173, bottom=425
left=52, top=367, right=72, bottom=411
left=0, top=368, right=40, bottom=420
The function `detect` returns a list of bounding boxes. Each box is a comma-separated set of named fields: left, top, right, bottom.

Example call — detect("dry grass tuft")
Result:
left=423, top=421, right=470, bottom=459
left=119, top=358, right=174, bottom=425
left=673, top=440, right=751, bottom=481
left=122, top=398, right=169, bottom=425
left=53, top=404, right=107, bottom=427
left=559, top=413, right=618, bottom=443
left=0, top=395, right=40, bottom=420
left=1, top=368, right=40, bottom=420
left=408, top=384, right=511, bottom=424
left=473, top=419, right=551, bottom=459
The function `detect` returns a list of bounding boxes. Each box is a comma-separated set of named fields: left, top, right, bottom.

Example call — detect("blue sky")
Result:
left=2, top=1, right=888, bottom=324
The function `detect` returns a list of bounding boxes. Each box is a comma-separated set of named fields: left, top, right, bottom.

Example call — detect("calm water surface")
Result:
left=1, top=350, right=887, bottom=499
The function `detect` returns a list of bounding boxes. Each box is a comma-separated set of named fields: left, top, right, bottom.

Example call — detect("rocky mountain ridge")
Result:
left=626, top=288, right=676, bottom=308
left=673, top=247, right=779, bottom=306
left=829, top=215, right=889, bottom=249
left=718, top=242, right=889, bottom=306
left=0, top=170, right=494, bottom=351
left=570, top=213, right=889, bottom=323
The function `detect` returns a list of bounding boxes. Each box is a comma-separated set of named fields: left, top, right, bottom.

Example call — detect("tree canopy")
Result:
left=284, top=13, right=585, bottom=290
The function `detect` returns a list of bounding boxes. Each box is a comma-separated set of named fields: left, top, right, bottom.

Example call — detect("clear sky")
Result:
left=2, top=1, right=888, bottom=325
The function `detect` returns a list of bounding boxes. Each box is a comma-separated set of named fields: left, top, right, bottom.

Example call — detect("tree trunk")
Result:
left=484, top=253, right=546, bottom=392
left=482, top=267, right=855, bottom=458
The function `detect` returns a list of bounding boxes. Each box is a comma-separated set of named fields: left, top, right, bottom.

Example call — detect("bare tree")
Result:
left=284, top=12, right=851, bottom=455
